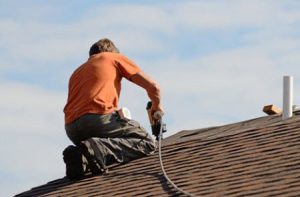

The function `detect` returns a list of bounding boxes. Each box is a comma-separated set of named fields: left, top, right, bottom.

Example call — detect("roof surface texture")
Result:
left=16, top=113, right=300, bottom=196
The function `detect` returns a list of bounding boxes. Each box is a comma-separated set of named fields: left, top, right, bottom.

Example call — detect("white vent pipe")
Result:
left=282, top=76, right=293, bottom=120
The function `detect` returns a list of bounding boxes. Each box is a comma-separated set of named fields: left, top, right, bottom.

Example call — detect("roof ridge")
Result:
left=163, top=114, right=300, bottom=149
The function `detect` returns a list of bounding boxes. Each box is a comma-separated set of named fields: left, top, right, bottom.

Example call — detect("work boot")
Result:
left=63, top=145, right=86, bottom=180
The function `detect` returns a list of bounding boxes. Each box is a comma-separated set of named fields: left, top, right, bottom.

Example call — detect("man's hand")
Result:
left=150, top=105, right=164, bottom=121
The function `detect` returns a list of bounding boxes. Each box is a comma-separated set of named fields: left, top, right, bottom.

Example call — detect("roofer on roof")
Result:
left=63, top=38, right=163, bottom=179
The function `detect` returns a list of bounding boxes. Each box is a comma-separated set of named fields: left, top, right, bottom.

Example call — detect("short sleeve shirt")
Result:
left=64, top=52, right=141, bottom=124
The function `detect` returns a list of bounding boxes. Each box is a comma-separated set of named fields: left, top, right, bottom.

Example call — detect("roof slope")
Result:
left=16, top=113, right=300, bottom=196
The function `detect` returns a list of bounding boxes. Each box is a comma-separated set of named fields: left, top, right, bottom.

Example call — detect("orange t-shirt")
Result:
left=63, top=52, right=141, bottom=124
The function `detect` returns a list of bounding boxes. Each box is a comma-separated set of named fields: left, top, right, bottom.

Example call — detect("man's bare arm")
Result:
left=130, top=71, right=163, bottom=113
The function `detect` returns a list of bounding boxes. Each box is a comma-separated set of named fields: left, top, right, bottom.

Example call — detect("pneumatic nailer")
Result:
left=146, top=101, right=167, bottom=140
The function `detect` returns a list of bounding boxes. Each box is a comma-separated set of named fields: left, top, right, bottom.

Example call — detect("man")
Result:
left=63, top=38, right=163, bottom=179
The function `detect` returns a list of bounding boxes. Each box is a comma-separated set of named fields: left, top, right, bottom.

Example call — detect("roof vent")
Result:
left=282, top=76, right=293, bottom=120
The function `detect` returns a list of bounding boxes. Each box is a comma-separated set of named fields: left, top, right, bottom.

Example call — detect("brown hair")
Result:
left=89, top=38, right=119, bottom=56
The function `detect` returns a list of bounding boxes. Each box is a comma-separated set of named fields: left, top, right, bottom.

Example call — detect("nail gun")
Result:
left=146, top=101, right=167, bottom=140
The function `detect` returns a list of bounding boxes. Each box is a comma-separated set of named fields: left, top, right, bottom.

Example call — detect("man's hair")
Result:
left=89, top=38, right=120, bottom=56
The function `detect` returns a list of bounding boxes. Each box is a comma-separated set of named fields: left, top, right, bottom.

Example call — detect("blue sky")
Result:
left=1, top=1, right=300, bottom=196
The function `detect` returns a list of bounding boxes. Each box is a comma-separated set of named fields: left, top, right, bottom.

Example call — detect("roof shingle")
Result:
left=16, top=113, right=300, bottom=196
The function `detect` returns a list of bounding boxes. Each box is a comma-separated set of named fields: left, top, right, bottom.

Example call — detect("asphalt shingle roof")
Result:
left=16, top=112, right=300, bottom=196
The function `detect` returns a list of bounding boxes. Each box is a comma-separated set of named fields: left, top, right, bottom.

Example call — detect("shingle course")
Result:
left=15, top=113, right=300, bottom=196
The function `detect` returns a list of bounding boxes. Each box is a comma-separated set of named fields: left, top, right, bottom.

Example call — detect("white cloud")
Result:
left=84, top=5, right=174, bottom=32
left=1, top=0, right=299, bottom=67
left=0, top=81, right=69, bottom=196
left=173, top=0, right=300, bottom=30
left=137, top=39, right=300, bottom=132
left=174, top=1, right=272, bottom=29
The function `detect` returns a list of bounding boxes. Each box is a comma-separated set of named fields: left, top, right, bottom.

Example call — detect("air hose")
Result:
left=146, top=101, right=196, bottom=196
left=158, top=121, right=196, bottom=197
